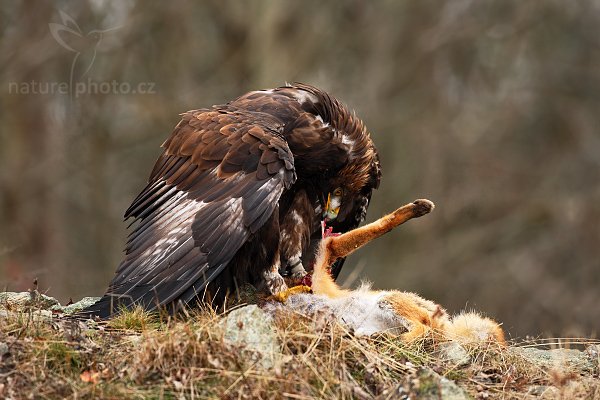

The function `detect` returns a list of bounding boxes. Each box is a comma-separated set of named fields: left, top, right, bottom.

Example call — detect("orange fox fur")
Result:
left=282, top=199, right=506, bottom=345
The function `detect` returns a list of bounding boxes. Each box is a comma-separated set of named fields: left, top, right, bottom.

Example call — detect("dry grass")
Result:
left=0, top=305, right=599, bottom=399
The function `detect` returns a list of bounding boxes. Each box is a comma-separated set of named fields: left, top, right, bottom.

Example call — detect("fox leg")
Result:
left=320, top=199, right=434, bottom=267
left=380, top=291, right=450, bottom=342
left=311, top=199, right=434, bottom=298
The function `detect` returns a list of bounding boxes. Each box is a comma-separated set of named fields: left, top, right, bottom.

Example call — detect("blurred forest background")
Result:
left=1, top=1, right=599, bottom=339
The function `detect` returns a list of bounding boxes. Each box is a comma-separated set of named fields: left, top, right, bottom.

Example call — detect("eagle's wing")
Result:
left=84, top=107, right=295, bottom=317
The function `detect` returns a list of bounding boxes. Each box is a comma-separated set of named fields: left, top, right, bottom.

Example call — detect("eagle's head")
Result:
left=323, top=151, right=380, bottom=227
left=285, top=84, right=382, bottom=231
left=233, top=82, right=382, bottom=228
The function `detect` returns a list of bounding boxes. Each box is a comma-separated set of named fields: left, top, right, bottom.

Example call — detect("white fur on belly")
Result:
left=270, top=289, right=412, bottom=336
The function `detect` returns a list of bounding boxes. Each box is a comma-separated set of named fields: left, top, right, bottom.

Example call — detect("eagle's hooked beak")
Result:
left=323, top=191, right=341, bottom=221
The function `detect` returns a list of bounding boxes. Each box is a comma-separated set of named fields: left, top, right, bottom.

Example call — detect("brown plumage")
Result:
left=83, top=83, right=381, bottom=318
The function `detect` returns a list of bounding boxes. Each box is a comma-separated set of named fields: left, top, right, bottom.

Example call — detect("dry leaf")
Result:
left=80, top=370, right=100, bottom=384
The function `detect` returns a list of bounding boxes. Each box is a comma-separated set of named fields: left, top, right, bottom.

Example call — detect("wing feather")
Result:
left=83, top=107, right=295, bottom=317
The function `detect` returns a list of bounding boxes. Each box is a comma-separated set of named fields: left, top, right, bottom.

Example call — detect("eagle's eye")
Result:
left=333, top=188, right=343, bottom=197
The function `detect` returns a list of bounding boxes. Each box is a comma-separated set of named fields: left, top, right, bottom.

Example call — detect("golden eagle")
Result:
left=84, top=83, right=381, bottom=318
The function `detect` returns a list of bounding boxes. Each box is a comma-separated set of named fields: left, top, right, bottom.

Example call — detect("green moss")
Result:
left=444, top=369, right=467, bottom=382
left=44, top=341, right=82, bottom=372
left=416, top=376, right=440, bottom=396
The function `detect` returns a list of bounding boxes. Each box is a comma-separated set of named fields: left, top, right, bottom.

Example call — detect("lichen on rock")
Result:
left=219, top=304, right=284, bottom=369
left=0, top=291, right=59, bottom=310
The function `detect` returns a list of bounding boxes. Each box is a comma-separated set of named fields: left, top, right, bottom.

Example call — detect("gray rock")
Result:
left=0, top=291, right=59, bottom=310
left=51, top=296, right=101, bottom=314
left=439, top=376, right=472, bottom=400
left=439, top=342, right=471, bottom=367
left=415, top=368, right=472, bottom=400
left=585, top=344, right=599, bottom=372
left=511, top=347, right=596, bottom=374
left=0, top=342, right=8, bottom=357
left=527, top=385, right=558, bottom=396
left=0, top=308, right=53, bottom=321
left=220, top=305, right=283, bottom=369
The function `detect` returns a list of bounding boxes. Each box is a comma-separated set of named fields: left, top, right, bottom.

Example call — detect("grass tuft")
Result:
left=107, top=305, right=161, bottom=331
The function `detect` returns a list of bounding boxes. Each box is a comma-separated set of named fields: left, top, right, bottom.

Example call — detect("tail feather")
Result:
left=76, top=295, right=122, bottom=319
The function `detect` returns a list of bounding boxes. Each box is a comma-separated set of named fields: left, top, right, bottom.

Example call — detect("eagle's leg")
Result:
left=261, top=260, right=288, bottom=296
left=256, top=209, right=289, bottom=296
left=279, top=189, right=315, bottom=283
left=262, top=251, right=312, bottom=302
left=286, top=259, right=307, bottom=282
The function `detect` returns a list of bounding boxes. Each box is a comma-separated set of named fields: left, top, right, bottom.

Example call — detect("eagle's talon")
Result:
left=268, top=285, right=312, bottom=303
